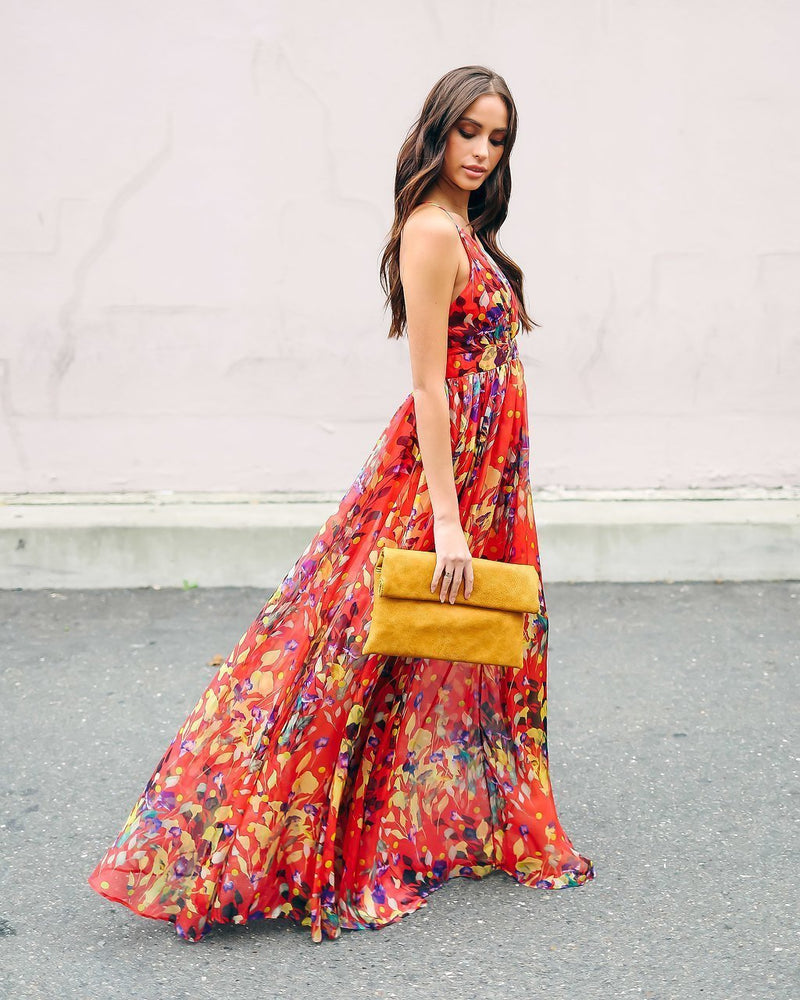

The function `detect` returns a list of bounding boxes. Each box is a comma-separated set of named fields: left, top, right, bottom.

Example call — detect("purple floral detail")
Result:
left=173, top=856, right=191, bottom=878
left=155, top=790, right=177, bottom=811
left=142, top=813, right=162, bottom=834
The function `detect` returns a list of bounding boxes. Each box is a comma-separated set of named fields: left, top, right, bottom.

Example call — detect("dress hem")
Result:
left=87, top=854, right=596, bottom=944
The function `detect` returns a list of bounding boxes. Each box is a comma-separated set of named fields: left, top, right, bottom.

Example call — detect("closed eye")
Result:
left=458, top=128, right=506, bottom=146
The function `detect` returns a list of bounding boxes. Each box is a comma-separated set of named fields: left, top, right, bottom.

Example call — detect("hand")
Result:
left=431, top=516, right=474, bottom=603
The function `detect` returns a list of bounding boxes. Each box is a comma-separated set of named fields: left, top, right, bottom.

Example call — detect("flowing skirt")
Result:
left=88, top=353, right=596, bottom=941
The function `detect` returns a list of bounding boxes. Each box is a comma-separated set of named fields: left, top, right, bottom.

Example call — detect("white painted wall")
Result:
left=1, top=1, right=798, bottom=493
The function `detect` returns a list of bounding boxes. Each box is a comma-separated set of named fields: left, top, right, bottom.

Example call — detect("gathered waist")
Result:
left=445, top=336, right=519, bottom=379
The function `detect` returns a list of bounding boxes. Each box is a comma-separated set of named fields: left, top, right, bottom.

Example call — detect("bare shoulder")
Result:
left=401, top=204, right=461, bottom=259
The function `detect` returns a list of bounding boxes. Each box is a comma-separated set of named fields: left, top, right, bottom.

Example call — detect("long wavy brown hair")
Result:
left=379, top=65, right=538, bottom=340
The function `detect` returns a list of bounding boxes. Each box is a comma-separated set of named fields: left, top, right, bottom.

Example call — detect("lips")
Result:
left=463, top=166, right=486, bottom=176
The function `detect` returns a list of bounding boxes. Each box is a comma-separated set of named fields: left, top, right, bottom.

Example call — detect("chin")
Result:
left=454, top=174, right=483, bottom=190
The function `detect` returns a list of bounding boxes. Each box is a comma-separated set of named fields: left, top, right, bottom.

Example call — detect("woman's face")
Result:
left=442, top=93, right=509, bottom=192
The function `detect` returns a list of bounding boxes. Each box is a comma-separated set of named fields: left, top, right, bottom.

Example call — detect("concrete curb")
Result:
left=1, top=489, right=799, bottom=588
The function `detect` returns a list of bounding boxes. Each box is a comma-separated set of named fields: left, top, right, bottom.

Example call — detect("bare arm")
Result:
left=400, top=209, right=474, bottom=603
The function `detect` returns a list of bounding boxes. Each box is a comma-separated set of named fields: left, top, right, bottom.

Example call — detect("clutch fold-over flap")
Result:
left=375, top=546, right=540, bottom=614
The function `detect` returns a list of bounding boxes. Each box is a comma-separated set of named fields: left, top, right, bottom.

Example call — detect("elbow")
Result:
left=411, top=382, right=445, bottom=399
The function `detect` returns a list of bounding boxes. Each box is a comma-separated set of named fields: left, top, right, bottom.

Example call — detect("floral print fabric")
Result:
left=88, top=205, right=596, bottom=942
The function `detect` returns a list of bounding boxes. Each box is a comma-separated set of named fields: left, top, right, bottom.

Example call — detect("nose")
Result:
left=474, top=137, right=489, bottom=161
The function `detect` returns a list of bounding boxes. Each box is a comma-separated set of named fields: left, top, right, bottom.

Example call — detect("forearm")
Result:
left=412, top=385, right=460, bottom=523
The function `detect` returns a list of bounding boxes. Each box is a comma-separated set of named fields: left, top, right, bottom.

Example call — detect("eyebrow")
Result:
left=458, top=116, right=508, bottom=133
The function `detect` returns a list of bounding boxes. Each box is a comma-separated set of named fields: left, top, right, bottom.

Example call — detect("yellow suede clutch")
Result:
left=362, top=546, right=541, bottom=668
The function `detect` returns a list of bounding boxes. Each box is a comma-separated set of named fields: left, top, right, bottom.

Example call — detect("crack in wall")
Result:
left=578, top=267, right=616, bottom=408
left=47, top=112, right=174, bottom=417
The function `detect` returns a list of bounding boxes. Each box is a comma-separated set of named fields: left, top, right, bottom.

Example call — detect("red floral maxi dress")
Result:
left=88, top=204, right=596, bottom=943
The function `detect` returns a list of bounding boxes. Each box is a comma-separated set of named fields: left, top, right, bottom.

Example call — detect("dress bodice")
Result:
left=444, top=225, right=520, bottom=379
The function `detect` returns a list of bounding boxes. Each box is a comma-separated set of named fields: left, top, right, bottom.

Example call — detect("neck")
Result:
left=422, top=184, right=470, bottom=222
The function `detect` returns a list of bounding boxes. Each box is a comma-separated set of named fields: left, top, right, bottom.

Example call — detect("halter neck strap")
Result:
left=417, top=201, right=473, bottom=237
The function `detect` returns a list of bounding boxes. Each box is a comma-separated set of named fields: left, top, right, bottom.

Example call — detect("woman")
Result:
left=88, top=64, right=596, bottom=943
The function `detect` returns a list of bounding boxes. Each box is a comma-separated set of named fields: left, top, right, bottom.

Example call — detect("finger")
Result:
left=463, top=561, right=474, bottom=598
left=430, top=561, right=444, bottom=593
left=448, top=566, right=464, bottom=603
left=439, top=566, right=454, bottom=602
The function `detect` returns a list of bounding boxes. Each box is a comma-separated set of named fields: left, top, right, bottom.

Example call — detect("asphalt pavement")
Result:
left=0, top=582, right=797, bottom=1000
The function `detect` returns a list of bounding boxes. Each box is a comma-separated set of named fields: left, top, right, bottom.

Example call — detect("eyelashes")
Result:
left=457, top=128, right=506, bottom=147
